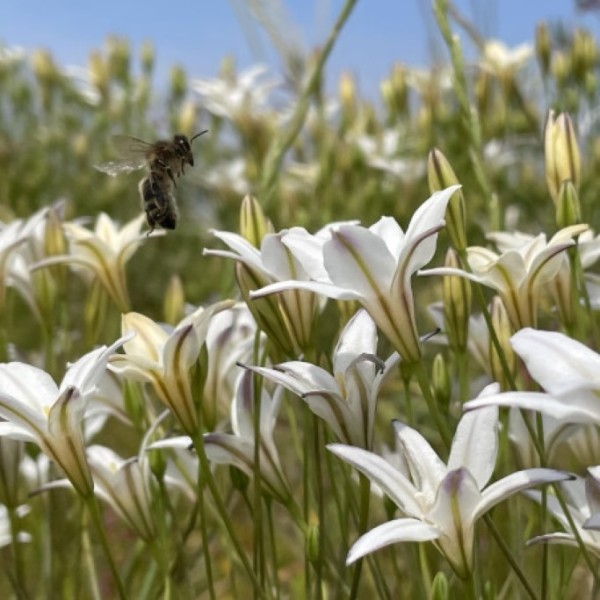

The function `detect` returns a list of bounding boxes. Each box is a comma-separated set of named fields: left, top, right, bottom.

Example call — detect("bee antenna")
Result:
left=191, top=130, right=209, bottom=142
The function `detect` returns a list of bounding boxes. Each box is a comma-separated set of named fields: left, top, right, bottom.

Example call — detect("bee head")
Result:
left=173, top=134, right=194, bottom=166
left=173, top=130, right=207, bottom=167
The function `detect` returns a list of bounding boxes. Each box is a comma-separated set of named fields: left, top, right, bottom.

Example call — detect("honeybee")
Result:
left=95, top=131, right=208, bottom=232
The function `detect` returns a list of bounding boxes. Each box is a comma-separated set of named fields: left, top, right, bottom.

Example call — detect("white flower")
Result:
left=464, top=328, right=600, bottom=424
left=246, top=309, right=399, bottom=448
left=192, top=64, right=282, bottom=121
left=0, top=336, right=128, bottom=497
left=526, top=468, right=600, bottom=557
left=203, top=370, right=291, bottom=504
left=330, top=385, right=570, bottom=578
left=479, top=40, right=533, bottom=78
left=251, top=187, right=460, bottom=362
left=421, top=225, right=588, bottom=329
left=35, top=213, right=154, bottom=312
left=109, top=301, right=233, bottom=435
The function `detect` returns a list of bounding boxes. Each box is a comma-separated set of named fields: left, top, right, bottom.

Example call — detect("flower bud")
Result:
left=428, top=149, right=467, bottom=251
left=380, top=63, right=407, bottom=118
left=164, top=274, right=185, bottom=325
left=535, top=23, right=551, bottom=77
left=306, top=517, right=320, bottom=564
left=106, top=36, right=130, bottom=85
left=170, top=64, right=187, bottom=103
left=140, top=40, right=155, bottom=75
left=88, top=50, right=109, bottom=100
left=545, top=111, right=580, bottom=203
left=556, top=180, right=582, bottom=229
left=432, top=353, right=451, bottom=410
left=239, top=195, right=274, bottom=247
left=431, top=572, right=449, bottom=600
left=489, top=297, right=516, bottom=390
left=442, top=249, right=471, bottom=351
left=339, top=71, right=357, bottom=116
left=177, top=100, right=197, bottom=137
left=551, top=52, right=570, bottom=87
left=236, top=263, right=301, bottom=360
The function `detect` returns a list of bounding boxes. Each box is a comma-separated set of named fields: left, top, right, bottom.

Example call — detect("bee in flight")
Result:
left=95, top=131, right=208, bottom=233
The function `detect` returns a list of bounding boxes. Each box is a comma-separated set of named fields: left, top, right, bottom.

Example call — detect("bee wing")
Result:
left=94, top=159, right=147, bottom=176
left=110, top=135, right=155, bottom=158
left=94, top=135, right=154, bottom=177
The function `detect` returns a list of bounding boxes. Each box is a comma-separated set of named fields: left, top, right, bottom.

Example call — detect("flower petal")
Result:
left=511, top=328, right=600, bottom=395
left=346, top=518, right=439, bottom=565
left=464, top=390, right=600, bottom=422
left=476, top=468, right=572, bottom=521
left=324, top=226, right=396, bottom=296
left=449, top=398, right=498, bottom=489
left=327, top=443, right=422, bottom=516
left=393, top=421, right=447, bottom=502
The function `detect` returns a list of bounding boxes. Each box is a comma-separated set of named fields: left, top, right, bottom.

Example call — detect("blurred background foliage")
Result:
left=1, top=11, right=600, bottom=343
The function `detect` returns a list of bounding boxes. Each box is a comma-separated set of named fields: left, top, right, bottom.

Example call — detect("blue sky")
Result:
left=2, top=1, right=599, bottom=95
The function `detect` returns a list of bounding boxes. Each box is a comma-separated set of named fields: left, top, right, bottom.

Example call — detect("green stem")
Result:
left=82, top=526, right=102, bottom=600
left=348, top=474, right=370, bottom=599
left=195, top=448, right=215, bottom=600
left=259, top=0, right=358, bottom=206
left=483, top=514, right=538, bottom=600
left=190, top=433, right=263, bottom=594
left=414, top=362, right=452, bottom=449
left=265, top=500, right=281, bottom=600
left=85, top=495, right=128, bottom=600
left=252, top=367, right=265, bottom=594
left=7, top=504, right=27, bottom=598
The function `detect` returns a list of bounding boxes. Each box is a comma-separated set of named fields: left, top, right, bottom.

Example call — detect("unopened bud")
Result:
left=106, top=36, right=130, bottom=84
left=306, top=519, right=320, bottom=564
left=88, top=50, right=109, bottom=98
left=140, top=41, right=155, bottom=75
left=556, top=180, right=582, bottom=228
left=240, top=195, right=273, bottom=247
left=170, top=64, right=187, bottom=102
left=339, top=71, right=356, bottom=115
left=442, top=249, right=471, bottom=350
left=428, top=149, right=467, bottom=250
left=177, top=101, right=197, bottom=137
left=545, top=111, right=580, bottom=203
left=163, top=275, right=185, bottom=325
left=535, top=23, right=551, bottom=77
left=432, top=353, right=451, bottom=409
left=551, top=52, right=570, bottom=87
left=431, top=572, right=449, bottom=600
left=489, top=297, right=516, bottom=390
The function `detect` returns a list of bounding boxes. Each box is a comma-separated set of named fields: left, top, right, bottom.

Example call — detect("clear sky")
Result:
left=2, top=0, right=600, bottom=94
